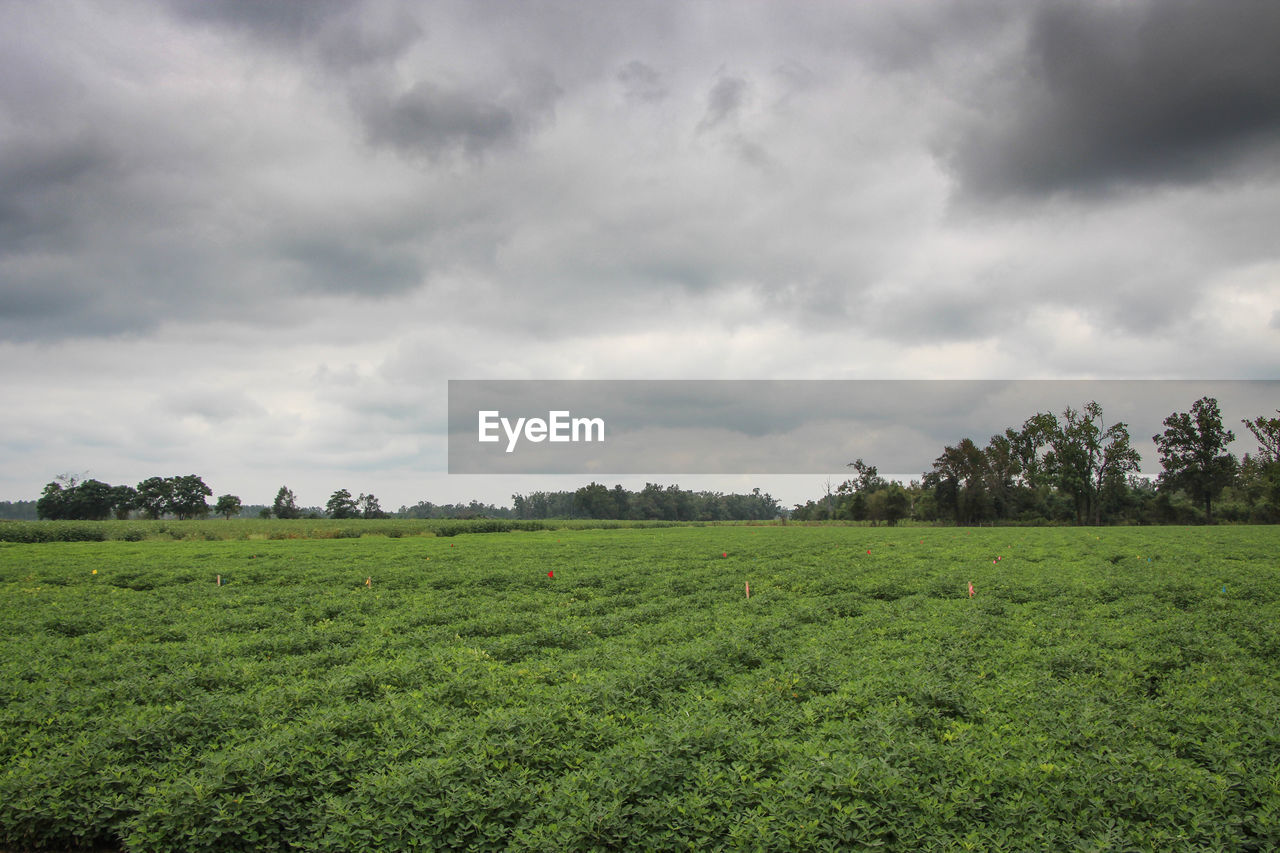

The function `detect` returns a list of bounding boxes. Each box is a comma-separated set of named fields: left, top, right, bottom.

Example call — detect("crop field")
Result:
left=2, top=525, right=1279, bottom=851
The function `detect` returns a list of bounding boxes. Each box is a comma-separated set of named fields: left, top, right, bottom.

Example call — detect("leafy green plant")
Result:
left=1, top=526, right=1278, bottom=849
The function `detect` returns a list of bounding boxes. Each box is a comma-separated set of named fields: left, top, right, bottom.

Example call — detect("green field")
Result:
left=2, top=525, right=1279, bottom=850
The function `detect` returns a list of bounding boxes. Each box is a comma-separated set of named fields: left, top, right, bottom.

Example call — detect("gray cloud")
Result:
left=945, top=0, right=1280, bottom=198
left=699, top=75, right=748, bottom=131
left=617, top=60, right=668, bottom=103
left=165, top=0, right=419, bottom=69
left=165, top=389, right=265, bottom=423
left=356, top=82, right=520, bottom=159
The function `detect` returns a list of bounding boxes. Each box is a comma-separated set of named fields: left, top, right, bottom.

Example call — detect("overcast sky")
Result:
left=3, top=1, right=1279, bottom=509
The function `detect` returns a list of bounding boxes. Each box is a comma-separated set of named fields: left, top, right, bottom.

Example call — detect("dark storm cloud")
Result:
left=0, top=135, right=116, bottom=251
left=946, top=0, right=1280, bottom=198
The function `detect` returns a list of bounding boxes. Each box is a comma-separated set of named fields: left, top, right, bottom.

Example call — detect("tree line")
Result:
left=793, top=397, right=1280, bottom=525
left=31, top=478, right=394, bottom=522
left=35, top=475, right=227, bottom=521
left=23, top=397, right=1278, bottom=525
left=510, top=484, right=782, bottom=521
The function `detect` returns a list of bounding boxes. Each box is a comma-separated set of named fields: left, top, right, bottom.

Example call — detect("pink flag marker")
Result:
left=745, top=581, right=751, bottom=599
left=968, top=581, right=975, bottom=598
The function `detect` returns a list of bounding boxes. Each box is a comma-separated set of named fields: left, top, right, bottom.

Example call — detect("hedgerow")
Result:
left=0, top=517, right=685, bottom=544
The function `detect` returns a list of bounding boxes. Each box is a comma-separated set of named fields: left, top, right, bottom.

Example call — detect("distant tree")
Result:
left=925, top=438, right=988, bottom=524
left=1243, top=411, right=1280, bottom=463
left=169, top=475, right=212, bottom=519
left=326, top=489, right=359, bottom=519
left=848, top=491, right=868, bottom=522
left=136, top=477, right=174, bottom=519
left=1154, top=397, right=1237, bottom=524
left=574, top=482, right=615, bottom=519
left=273, top=486, right=301, bottom=519
left=0, top=500, right=38, bottom=520
left=981, top=432, right=1020, bottom=520
left=1014, top=413, right=1060, bottom=491
left=1025, top=402, right=1140, bottom=525
left=214, top=494, right=242, bottom=520
left=74, top=479, right=115, bottom=520
left=882, top=483, right=910, bottom=526
left=1241, top=410, right=1280, bottom=518
left=358, top=493, right=386, bottom=519
left=36, top=476, right=114, bottom=520
left=110, top=485, right=138, bottom=520
left=846, top=458, right=886, bottom=493
left=36, top=480, right=69, bottom=520
left=1064, top=402, right=1141, bottom=526
left=611, top=484, right=630, bottom=518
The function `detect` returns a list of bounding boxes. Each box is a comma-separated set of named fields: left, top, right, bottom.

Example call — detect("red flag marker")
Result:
left=547, top=570, right=554, bottom=578
left=867, top=549, right=871, bottom=555
left=968, top=581, right=975, bottom=597
left=722, top=552, right=728, bottom=557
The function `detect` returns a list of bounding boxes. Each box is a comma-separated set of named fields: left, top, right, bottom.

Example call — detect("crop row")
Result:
left=1, top=526, right=1278, bottom=849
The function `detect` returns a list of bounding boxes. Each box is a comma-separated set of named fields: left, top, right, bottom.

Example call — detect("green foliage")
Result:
left=272, top=486, right=301, bottom=520
left=214, top=495, right=242, bottom=520
left=36, top=477, right=116, bottom=521
left=135, top=477, right=174, bottom=520
left=325, top=489, right=358, bottom=520
left=1155, top=397, right=1238, bottom=523
left=2, top=526, right=1279, bottom=850
left=0, top=517, right=684, bottom=544
left=167, top=475, right=213, bottom=520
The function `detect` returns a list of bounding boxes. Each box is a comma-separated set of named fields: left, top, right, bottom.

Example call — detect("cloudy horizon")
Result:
left=3, top=1, right=1279, bottom=510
